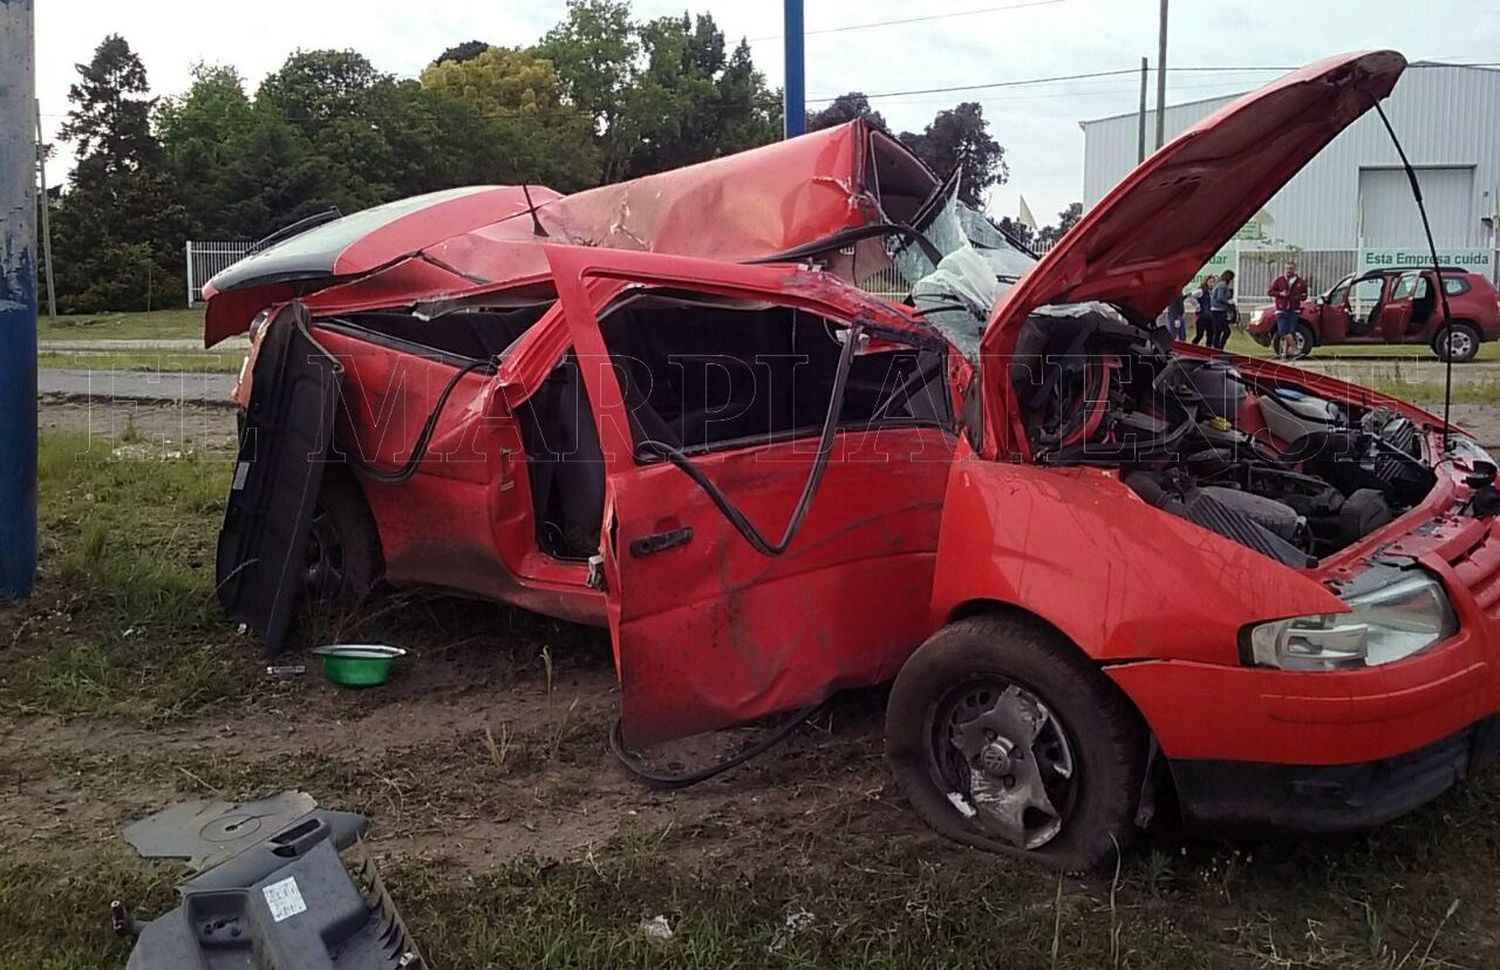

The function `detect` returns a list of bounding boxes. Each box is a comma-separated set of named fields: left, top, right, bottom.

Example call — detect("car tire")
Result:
left=304, top=469, right=383, bottom=611
left=885, top=611, right=1146, bottom=870
left=1434, top=322, right=1480, bottom=364
left=1289, top=322, right=1316, bottom=360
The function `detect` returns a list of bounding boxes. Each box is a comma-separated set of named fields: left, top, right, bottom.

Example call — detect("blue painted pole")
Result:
left=783, top=0, right=805, bottom=138
left=0, top=0, right=38, bottom=602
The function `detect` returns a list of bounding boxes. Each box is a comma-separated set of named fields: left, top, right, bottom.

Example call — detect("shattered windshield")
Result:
left=890, top=192, right=1036, bottom=360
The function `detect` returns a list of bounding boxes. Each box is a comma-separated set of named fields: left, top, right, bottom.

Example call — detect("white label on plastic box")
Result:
left=262, top=876, right=307, bottom=922
left=231, top=461, right=250, bottom=491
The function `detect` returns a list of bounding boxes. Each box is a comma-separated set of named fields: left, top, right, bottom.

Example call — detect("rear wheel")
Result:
left=885, top=612, right=1146, bottom=870
left=303, top=470, right=382, bottom=611
left=1434, top=323, right=1480, bottom=363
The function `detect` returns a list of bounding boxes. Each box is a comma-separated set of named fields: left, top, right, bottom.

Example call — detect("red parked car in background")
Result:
left=1250, top=267, right=1500, bottom=361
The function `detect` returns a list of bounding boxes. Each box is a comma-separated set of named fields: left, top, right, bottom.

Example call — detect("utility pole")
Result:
left=784, top=0, right=805, bottom=138
left=0, top=0, right=38, bottom=601
left=34, top=99, right=55, bottom=319
left=1136, top=57, right=1148, bottom=163
left=1154, top=0, right=1169, bottom=149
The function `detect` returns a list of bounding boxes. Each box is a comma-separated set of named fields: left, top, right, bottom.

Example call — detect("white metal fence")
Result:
left=184, top=241, right=253, bottom=306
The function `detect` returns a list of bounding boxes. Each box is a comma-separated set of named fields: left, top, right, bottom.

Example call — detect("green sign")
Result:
left=1358, top=248, right=1492, bottom=273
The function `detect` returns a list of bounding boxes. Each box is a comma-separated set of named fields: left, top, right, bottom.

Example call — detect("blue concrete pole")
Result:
left=783, top=0, right=805, bottom=138
left=0, top=0, right=38, bottom=601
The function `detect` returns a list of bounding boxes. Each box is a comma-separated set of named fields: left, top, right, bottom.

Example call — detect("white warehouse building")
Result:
left=1080, top=62, right=1500, bottom=304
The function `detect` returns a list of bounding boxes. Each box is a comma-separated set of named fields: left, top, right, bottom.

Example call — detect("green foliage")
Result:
left=808, top=91, right=887, bottom=132
left=46, top=13, right=1010, bottom=313
left=50, top=36, right=188, bottom=312
left=900, top=101, right=1007, bottom=208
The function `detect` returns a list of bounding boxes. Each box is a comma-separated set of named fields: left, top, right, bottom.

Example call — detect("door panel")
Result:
left=607, top=430, right=951, bottom=745
left=216, top=303, right=342, bottom=654
left=548, top=246, right=955, bottom=747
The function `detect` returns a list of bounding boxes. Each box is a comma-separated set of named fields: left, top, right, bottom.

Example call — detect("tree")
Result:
left=58, top=33, right=159, bottom=174
left=996, top=216, right=1034, bottom=250
left=157, top=64, right=257, bottom=237
left=807, top=92, right=886, bottom=133
left=50, top=35, right=189, bottom=312
left=899, top=102, right=1006, bottom=208
left=537, top=0, right=638, bottom=178
left=1035, top=201, right=1083, bottom=249
left=433, top=40, right=490, bottom=65
left=538, top=2, right=776, bottom=182
left=421, top=46, right=570, bottom=117
left=420, top=46, right=602, bottom=191
left=617, top=15, right=778, bottom=177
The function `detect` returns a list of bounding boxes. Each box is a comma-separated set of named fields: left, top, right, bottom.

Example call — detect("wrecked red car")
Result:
left=1248, top=266, right=1500, bottom=361
left=211, top=51, right=1500, bottom=868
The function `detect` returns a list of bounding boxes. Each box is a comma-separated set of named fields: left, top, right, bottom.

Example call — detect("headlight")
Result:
left=1244, top=568, right=1456, bottom=671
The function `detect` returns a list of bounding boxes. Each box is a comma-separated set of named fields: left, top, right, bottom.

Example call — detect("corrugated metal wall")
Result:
left=1081, top=64, right=1500, bottom=250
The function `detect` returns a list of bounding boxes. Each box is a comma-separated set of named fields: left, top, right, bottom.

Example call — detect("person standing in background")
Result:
left=1191, top=274, right=1217, bottom=345
left=1165, top=289, right=1187, bottom=340
left=1210, top=270, right=1236, bottom=349
left=1268, top=260, right=1309, bottom=359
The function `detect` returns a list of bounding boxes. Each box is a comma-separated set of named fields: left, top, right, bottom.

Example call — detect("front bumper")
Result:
left=1172, top=714, right=1500, bottom=836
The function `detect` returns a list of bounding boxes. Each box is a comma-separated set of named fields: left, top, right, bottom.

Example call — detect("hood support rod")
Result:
left=1371, top=100, right=1456, bottom=452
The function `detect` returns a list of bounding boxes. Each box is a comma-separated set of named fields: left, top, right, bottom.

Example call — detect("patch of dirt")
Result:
left=39, top=397, right=238, bottom=452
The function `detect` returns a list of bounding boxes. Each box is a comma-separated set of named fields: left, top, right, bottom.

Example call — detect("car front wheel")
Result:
left=885, top=611, right=1146, bottom=870
left=1434, top=323, right=1480, bottom=363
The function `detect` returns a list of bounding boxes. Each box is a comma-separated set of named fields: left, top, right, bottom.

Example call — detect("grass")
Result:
left=1222, top=328, right=1500, bottom=361
left=0, top=432, right=245, bottom=723
left=6, top=412, right=1500, bottom=967
left=37, top=350, right=242, bottom=374
left=37, top=308, right=205, bottom=342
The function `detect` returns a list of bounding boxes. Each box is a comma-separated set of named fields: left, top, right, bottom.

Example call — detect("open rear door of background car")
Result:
left=216, top=302, right=344, bottom=654
left=548, top=246, right=954, bottom=749
left=1377, top=279, right=1417, bottom=340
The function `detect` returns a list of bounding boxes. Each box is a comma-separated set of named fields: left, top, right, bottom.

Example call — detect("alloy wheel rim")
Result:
left=928, top=680, right=1078, bottom=850
left=1447, top=330, right=1473, bottom=360
left=304, top=507, right=346, bottom=601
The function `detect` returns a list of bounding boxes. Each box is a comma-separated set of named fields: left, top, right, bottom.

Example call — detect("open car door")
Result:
left=1376, top=272, right=1420, bottom=339
left=548, top=246, right=957, bottom=747
left=217, top=302, right=343, bottom=653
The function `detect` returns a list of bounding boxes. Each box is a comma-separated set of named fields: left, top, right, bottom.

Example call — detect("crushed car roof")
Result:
left=203, top=121, right=984, bottom=346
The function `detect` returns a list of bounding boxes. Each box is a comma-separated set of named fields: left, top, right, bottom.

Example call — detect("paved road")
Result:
left=39, top=369, right=237, bottom=405
left=39, top=337, right=247, bottom=352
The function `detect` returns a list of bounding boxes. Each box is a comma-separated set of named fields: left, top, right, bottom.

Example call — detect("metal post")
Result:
left=34, top=100, right=54, bottom=319
left=783, top=0, right=805, bottom=138
left=1137, top=57, right=1148, bottom=163
left=185, top=240, right=193, bottom=307
left=0, top=0, right=38, bottom=601
left=1154, top=0, right=1168, bottom=149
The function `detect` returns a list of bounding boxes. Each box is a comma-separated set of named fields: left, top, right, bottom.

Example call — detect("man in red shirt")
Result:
left=1268, top=261, right=1310, bottom=359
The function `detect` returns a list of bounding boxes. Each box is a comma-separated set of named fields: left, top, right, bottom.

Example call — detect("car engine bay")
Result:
left=1011, top=303, right=1437, bottom=567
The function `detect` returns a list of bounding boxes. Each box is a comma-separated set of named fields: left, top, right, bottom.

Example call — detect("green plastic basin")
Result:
left=310, top=645, right=406, bottom=687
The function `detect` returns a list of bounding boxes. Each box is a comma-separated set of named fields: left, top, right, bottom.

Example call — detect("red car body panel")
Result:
left=979, top=51, right=1405, bottom=460
left=217, top=51, right=1500, bottom=844
left=202, top=186, right=563, bottom=346
left=546, top=245, right=960, bottom=746
left=204, top=121, right=936, bottom=347
left=1248, top=268, right=1500, bottom=349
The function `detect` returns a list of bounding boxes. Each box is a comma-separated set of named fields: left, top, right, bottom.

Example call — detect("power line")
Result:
left=749, top=0, right=1067, bottom=41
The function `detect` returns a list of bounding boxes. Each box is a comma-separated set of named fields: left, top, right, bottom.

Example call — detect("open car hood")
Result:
left=981, top=51, right=1405, bottom=357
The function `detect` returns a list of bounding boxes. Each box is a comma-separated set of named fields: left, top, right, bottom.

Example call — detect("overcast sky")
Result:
left=35, top=0, right=1500, bottom=226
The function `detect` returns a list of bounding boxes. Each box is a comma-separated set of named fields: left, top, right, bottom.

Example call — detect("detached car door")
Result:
left=549, top=246, right=956, bottom=748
